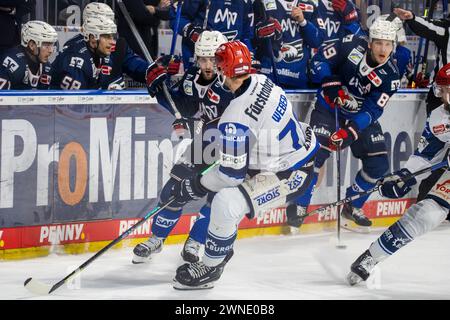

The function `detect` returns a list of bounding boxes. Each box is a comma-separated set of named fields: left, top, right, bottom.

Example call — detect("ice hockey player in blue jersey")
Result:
left=132, top=31, right=234, bottom=264
left=347, top=63, right=450, bottom=286
left=290, top=17, right=400, bottom=231
left=63, top=2, right=116, bottom=49
left=51, top=16, right=117, bottom=89
left=0, top=20, right=57, bottom=90
left=174, top=0, right=255, bottom=69
left=253, top=0, right=322, bottom=88
left=168, top=41, right=319, bottom=290
left=59, top=2, right=151, bottom=90
left=314, top=0, right=362, bottom=44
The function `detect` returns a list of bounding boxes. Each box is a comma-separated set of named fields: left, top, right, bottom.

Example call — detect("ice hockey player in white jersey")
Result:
left=167, top=40, right=319, bottom=290
left=347, top=63, right=450, bottom=286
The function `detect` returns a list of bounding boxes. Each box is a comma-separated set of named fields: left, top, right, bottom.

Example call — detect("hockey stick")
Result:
left=302, top=160, right=448, bottom=220
left=333, top=105, right=345, bottom=248
left=170, top=0, right=184, bottom=55
left=115, top=0, right=182, bottom=119
left=203, top=0, right=211, bottom=30
left=24, top=161, right=219, bottom=295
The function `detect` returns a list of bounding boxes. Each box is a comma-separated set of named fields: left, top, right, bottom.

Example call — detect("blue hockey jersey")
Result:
left=0, top=46, right=52, bottom=90
left=311, top=34, right=400, bottom=131
left=156, top=66, right=234, bottom=126
left=174, top=0, right=255, bottom=68
left=254, top=0, right=322, bottom=88
left=313, top=0, right=362, bottom=44
left=51, top=37, right=149, bottom=90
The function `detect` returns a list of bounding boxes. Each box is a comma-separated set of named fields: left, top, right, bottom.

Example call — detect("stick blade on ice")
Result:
left=24, top=278, right=52, bottom=295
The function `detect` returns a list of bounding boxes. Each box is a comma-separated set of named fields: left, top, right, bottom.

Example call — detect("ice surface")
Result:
left=2, top=224, right=450, bottom=300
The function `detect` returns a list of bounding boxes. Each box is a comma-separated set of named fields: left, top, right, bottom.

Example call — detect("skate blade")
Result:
left=172, top=279, right=215, bottom=291
left=346, top=271, right=364, bottom=286
left=341, top=217, right=371, bottom=234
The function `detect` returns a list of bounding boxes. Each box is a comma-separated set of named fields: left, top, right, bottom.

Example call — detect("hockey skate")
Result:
left=132, top=235, right=163, bottom=264
left=286, top=204, right=307, bottom=234
left=341, top=203, right=372, bottom=233
left=181, top=236, right=201, bottom=263
left=173, top=250, right=234, bottom=290
left=347, top=249, right=378, bottom=286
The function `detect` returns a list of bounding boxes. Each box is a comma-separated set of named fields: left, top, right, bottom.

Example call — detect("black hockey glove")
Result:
left=172, top=117, right=204, bottom=140
left=331, top=0, right=358, bottom=23
left=378, top=168, right=417, bottom=199
left=171, top=174, right=208, bottom=205
left=182, top=23, right=203, bottom=44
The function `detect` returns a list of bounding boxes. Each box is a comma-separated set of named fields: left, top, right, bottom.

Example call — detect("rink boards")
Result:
left=0, top=89, right=428, bottom=259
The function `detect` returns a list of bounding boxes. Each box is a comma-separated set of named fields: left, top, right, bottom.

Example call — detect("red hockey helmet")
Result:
left=215, top=40, right=254, bottom=78
left=435, top=63, right=450, bottom=86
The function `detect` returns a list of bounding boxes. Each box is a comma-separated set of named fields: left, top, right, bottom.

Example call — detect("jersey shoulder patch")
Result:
left=429, top=105, right=450, bottom=143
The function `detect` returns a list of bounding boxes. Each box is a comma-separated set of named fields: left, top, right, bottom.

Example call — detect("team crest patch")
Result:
left=348, top=48, right=364, bottom=65
left=183, top=80, right=193, bottom=96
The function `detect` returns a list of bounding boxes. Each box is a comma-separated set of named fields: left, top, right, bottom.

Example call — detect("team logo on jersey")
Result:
left=368, top=71, right=382, bottom=87
left=207, top=88, right=220, bottom=103
left=101, top=65, right=112, bottom=75
left=348, top=48, right=364, bottom=65
left=278, top=39, right=304, bottom=63
left=214, top=8, right=238, bottom=29
left=183, top=80, right=193, bottom=96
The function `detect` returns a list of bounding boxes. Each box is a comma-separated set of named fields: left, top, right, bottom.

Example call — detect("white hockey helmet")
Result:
left=195, top=30, right=228, bottom=58
left=379, top=14, right=407, bottom=43
left=21, top=20, right=58, bottom=48
left=83, top=2, right=115, bottom=22
left=369, top=17, right=397, bottom=42
left=82, top=16, right=117, bottom=41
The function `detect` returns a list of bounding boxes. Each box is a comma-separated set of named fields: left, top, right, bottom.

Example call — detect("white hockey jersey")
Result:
left=201, top=74, right=319, bottom=192
left=405, top=104, right=450, bottom=180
